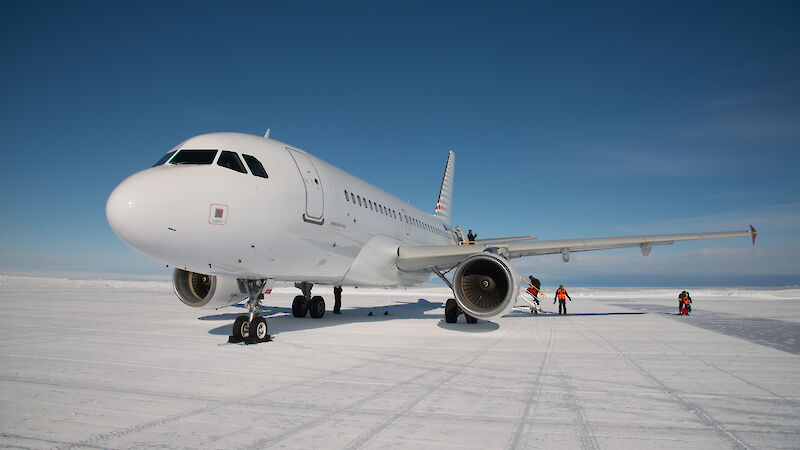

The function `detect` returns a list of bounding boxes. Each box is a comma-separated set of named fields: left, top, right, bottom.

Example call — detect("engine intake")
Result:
left=452, top=252, right=518, bottom=319
left=172, top=269, right=248, bottom=309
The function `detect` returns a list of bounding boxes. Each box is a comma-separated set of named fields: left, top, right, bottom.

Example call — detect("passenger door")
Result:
left=287, top=148, right=324, bottom=224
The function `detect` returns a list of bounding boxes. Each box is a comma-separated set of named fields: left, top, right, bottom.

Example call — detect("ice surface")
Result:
left=0, top=275, right=798, bottom=449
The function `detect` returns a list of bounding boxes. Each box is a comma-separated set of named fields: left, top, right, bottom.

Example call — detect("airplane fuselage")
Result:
left=107, top=133, right=453, bottom=286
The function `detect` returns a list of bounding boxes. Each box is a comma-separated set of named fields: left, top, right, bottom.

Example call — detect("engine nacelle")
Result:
left=452, top=252, right=518, bottom=319
left=172, top=268, right=248, bottom=309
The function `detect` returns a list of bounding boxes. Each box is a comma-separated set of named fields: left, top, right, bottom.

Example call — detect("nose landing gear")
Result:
left=228, top=279, right=271, bottom=344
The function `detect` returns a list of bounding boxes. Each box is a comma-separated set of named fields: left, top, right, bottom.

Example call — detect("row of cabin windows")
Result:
left=155, top=149, right=269, bottom=178
left=343, top=189, right=448, bottom=238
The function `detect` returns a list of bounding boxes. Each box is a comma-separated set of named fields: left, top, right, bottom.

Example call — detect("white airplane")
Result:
left=106, top=131, right=757, bottom=343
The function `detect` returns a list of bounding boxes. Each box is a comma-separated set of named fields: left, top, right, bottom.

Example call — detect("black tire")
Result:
left=465, top=313, right=478, bottom=324
left=309, top=296, right=326, bottom=318
left=233, top=316, right=249, bottom=340
left=292, top=295, right=308, bottom=317
left=445, top=298, right=459, bottom=323
left=249, top=316, right=268, bottom=343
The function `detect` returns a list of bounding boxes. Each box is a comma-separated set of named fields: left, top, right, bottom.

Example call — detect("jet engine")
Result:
left=452, top=252, right=518, bottom=319
left=172, top=268, right=248, bottom=309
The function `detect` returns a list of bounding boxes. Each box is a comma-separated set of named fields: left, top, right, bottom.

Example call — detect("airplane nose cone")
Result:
left=106, top=169, right=177, bottom=256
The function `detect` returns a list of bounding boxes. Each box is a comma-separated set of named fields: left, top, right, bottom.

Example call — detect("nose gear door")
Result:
left=287, top=148, right=324, bottom=224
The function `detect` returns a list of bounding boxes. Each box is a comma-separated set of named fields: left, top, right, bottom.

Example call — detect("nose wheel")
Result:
left=228, top=279, right=271, bottom=344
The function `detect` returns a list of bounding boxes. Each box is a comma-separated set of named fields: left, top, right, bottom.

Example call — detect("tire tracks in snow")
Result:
left=506, top=316, right=552, bottom=448
left=577, top=321, right=751, bottom=450
left=338, top=328, right=514, bottom=449
left=52, top=345, right=416, bottom=449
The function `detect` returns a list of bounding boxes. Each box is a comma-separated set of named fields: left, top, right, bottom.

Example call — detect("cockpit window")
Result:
left=217, top=150, right=247, bottom=173
left=153, top=151, right=176, bottom=167
left=242, top=154, right=268, bottom=178
left=170, top=149, right=218, bottom=165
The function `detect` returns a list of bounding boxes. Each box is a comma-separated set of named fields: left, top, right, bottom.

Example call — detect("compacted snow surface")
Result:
left=0, top=275, right=798, bottom=449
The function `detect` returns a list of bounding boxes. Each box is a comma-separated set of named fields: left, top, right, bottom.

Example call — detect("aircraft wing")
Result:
left=396, top=227, right=756, bottom=272
left=474, top=235, right=537, bottom=245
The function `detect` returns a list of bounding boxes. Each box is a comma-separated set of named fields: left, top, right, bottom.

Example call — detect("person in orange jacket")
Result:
left=554, top=284, right=571, bottom=314
left=678, top=290, right=692, bottom=315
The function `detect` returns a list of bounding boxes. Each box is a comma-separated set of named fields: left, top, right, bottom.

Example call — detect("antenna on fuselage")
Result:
left=264, top=129, right=271, bottom=139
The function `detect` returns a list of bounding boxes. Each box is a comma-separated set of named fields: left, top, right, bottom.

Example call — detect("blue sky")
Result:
left=1, top=1, right=798, bottom=285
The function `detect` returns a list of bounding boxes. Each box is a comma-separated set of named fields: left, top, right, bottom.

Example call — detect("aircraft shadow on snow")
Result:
left=200, top=298, right=497, bottom=337
left=199, top=298, right=646, bottom=338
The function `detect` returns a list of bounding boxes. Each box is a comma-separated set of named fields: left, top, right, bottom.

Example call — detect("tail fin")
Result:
left=434, top=150, right=455, bottom=223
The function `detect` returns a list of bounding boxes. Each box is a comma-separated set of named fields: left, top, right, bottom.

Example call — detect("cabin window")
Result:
left=217, top=151, right=247, bottom=173
left=242, top=154, right=268, bottom=178
left=170, top=149, right=218, bottom=165
left=153, top=151, right=176, bottom=167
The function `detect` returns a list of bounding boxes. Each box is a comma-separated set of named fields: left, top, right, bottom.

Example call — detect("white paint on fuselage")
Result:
left=106, top=132, right=456, bottom=287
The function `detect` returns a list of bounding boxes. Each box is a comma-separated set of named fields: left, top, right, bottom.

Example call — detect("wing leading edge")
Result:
left=396, top=227, right=756, bottom=272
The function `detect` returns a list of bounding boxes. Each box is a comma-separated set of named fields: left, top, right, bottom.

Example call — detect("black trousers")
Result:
left=558, top=299, right=567, bottom=314
left=333, top=287, right=342, bottom=313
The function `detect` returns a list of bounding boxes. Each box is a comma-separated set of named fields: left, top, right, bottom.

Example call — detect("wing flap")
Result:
left=475, top=235, right=538, bottom=245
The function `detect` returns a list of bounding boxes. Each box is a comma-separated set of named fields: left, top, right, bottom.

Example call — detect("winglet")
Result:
left=750, top=225, right=757, bottom=246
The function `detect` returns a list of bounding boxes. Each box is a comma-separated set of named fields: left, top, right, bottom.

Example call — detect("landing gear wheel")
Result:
left=233, top=316, right=250, bottom=341
left=292, top=295, right=308, bottom=317
left=309, top=295, right=326, bottom=318
left=465, top=313, right=478, bottom=324
left=248, top=316, right=268, bottom=343
left=445, top=298, right=459, bottom=323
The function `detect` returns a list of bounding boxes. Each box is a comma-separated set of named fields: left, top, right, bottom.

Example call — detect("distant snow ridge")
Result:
left=1, top=275, right=797, bottom=300
left=567, top=287, right=800, bottom=300
left=0, top=275, right=171, bottom=291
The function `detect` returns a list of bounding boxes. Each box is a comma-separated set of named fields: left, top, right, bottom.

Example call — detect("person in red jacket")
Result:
left=554, top=284, right=571, bottom=314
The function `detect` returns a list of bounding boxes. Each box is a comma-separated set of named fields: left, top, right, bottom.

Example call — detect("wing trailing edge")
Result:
left=397, top=227, right=756, bottom=272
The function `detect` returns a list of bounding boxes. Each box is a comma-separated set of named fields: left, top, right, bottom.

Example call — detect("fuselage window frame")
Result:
left=153, top=150, right=176, bottom=167
left=169, top=149, right=218, bottom=165
left=242, top=154, right=268, bottom=178
left=217, top=150, right=248, bottom=174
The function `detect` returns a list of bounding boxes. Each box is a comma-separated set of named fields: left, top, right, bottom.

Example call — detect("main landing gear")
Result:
left=291, top=282, right=326, bottom=319
left=229, top=279, right=271, bottom=344
left=433, top=268, right=478, bottom=324
left=444, top=298, right=478, bottom=324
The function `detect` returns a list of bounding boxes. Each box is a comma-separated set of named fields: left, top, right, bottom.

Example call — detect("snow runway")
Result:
left=0, top=276, right=798, bottom=449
